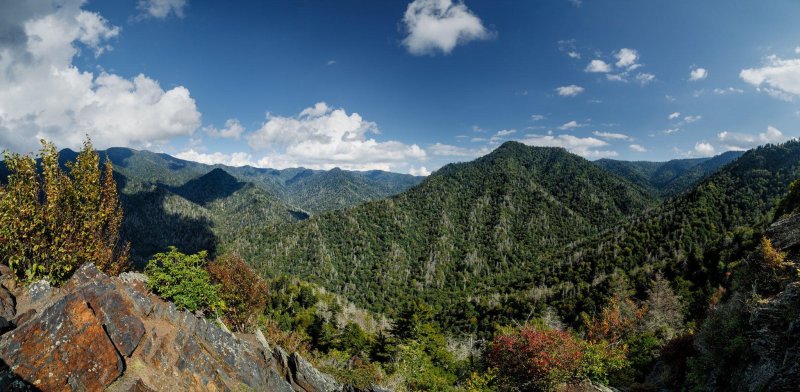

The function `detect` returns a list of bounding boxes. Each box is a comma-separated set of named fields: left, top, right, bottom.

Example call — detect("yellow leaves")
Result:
left=0, top=138, right=129, bottom=284
left=759, top=236, right=786, bottom=269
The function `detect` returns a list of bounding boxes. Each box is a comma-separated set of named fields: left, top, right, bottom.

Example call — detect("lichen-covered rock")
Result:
left=0, top=291, right=124, bottom=391
left=0, top=263, right=371, bottom=392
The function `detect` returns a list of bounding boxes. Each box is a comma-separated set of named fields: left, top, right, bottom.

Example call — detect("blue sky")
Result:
left=1, top=0, right=799, bottom=174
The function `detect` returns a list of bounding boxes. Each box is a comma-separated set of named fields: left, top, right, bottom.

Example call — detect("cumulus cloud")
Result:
left=614, top=48, right=640, bottom=70
left=689, top=67, right=708, bottom=81
left=717, top=126, right=790, bottom=150
left=740, top=55, right=800, bottom=100
left=245, top=102, right=426, bottom=171
left=629, top=144, right=647, bottom=152
left=585, top=59, right=611, bottom=73
left=519, top=134, right=617, bottom=158
left=137, top=0, right=187, bottom=19
left=401, top=0, right=490, bottom=56
left=0, top=0, right=201, bottom=153
left=175, top=149, right=256, bottom=167
left=531, top=114, right=546, bottom=121
left=693, top=142, right=715, bottom=157
left=409, top=166, right=431, bottom=176
left=205, top=119, right=244, bottom=139
left=555, top=85, right=584, bottom=97
left=592, top=131, right=630, bottom=140
left=567, top=51, right=581, bottom=59
left=668, top=112, right=681, bottom=120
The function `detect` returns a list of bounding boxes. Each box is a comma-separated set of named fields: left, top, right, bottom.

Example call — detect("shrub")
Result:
left=207, top=254, right=268, bottom=332
left=0, top=139, right=128, bottom=284
left=145, top=247, right=224, bottom=316
left=488, top=326, right=585, bottom=391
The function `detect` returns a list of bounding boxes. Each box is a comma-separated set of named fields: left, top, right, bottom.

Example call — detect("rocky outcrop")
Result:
left=0, top=263, right=370, bottom=392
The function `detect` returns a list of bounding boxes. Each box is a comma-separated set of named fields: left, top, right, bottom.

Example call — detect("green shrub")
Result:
left=145, top=247, right=224, bottom=316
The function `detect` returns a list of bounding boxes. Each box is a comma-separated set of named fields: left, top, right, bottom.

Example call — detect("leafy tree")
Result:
left=145, top=247, right=224, bottom=316
left=207, top=254, right=269, bottom=332
left=643, top=273, right=684, bottom=341
left=0, top=139, right=127, bottom=283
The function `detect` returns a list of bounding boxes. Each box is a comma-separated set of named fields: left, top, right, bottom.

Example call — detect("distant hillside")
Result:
left=595, top=151, right=744, bottom=197
left=93, top=147, right=424, bottom=214
left=244, top=142, right=658, bottom=324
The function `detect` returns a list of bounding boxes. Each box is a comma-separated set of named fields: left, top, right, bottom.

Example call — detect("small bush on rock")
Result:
left=207, top=254, right=268, bottom=332
left=145, top=247, right=224, bottom=316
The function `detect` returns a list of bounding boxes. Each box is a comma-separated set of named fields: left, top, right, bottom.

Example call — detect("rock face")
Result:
left=0, top=263, right=364, bottom=392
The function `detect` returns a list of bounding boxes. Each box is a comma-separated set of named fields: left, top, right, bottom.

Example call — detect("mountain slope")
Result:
left=538, top=141, right=800, bottom=323
left=243, top=142, right=658, bottom=319
left=97, top=147, right=423, bottom=213
left=595, top=150, right=744, bottom=197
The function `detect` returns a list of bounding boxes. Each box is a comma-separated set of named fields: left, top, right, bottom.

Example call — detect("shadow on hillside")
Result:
left=120, top=188, right=218, bottom=270
left=168, top=168, right=245, bottom=206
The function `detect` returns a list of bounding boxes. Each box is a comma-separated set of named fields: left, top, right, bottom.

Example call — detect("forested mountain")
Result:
left=242, top=141, right=658, bottom=322
left=92, top=147, right=423, bottom=214
left=538, top=141, right=800, bottom=324
left=595, top=150, right=744, bottom=197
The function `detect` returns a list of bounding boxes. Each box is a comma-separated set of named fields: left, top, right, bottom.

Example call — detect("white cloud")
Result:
left=689, top=67, right=708, bottom=81
left=531, top=114, right=546, bottom=121
left=205, top=119, right=244, bottom=139
left=592, top=131, right=630, bottom=140
left=684, top=115, right=702, bottom=123
left=137, top=0, right=187, bottom=19
left=568, top=0, right=583, bottom=7
left=796, top=46, right=800, bottom=54
left=668, top=112, right=681, bottom=120
left=495, top=129, right=516, bottom=137
left=519, top=134, right=617, bottom=158
left=693, top=142, right=715, bottom=157
left=614, top=48, right=639, bottom=70
left=585, top=59, right=611, bottom=73
left=629, top=144, right=647, bottom=152
left=559, top=120, right=582, bottom=130
left=246, top=102, right=426, bottom=171
left=606, top=74, right=626, bottom=82
left=0, top=0, right=201, bottom=153
left=740, top=55, right=800, bottom=99
left=327, top=60, right=336, bottom=66
left=717, top=126, right=790, bottom=150
left=555, top=84, right=585, bottom=97
left=713, top=87, right=744, bottom=94
left=428, top=143, right=473, bottom=157
left=567, top=51, right=581, bottom=59
left=175, top=149, right=256, bottom=167
left=664, top=128, right=680, bottom=135
left=635, top=72, right=655, bottom=85
left=409, top=166, right=431, bottom=176
left=401, top=0, right=490, bottom=56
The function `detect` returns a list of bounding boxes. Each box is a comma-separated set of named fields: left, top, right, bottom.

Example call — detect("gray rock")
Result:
left=289, top=352, right=343, bottom=392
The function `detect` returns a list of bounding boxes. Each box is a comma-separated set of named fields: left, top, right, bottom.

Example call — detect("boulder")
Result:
left=0, top=292, right=124, bottom=391
left=0, top=263, right=366, bottom=392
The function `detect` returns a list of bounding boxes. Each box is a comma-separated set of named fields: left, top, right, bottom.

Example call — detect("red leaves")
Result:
left=488, top=326, right=584, bottom=391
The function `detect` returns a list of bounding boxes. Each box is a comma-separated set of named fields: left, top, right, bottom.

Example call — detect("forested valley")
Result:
left=1, top=139, right=799, bottom=391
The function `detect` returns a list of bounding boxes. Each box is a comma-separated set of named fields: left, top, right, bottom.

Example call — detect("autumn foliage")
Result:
left=488, top=326, right=584, bottom=391
left=0, top=139, right=128, bottom=283
left=207, top=254, right=269, bottom=332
